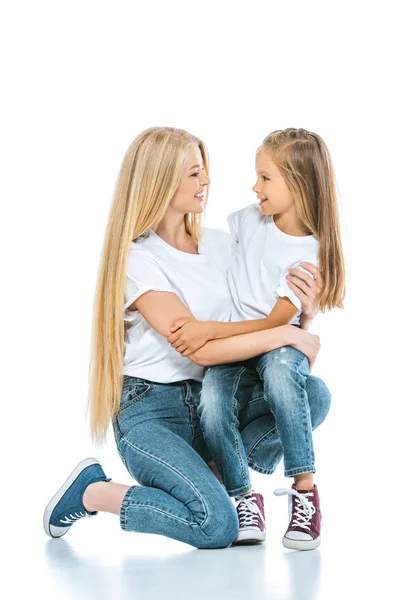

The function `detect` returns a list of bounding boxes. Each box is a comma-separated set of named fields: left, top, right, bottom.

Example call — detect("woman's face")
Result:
left=253, top=149, right=295, bottom=216
left=169, top=144, right=210, bottom=215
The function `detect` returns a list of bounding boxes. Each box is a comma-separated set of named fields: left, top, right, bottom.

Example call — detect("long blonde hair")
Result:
left=260, top=128, right=345, bottom=312
left=87, top=127, right=209, bottom=444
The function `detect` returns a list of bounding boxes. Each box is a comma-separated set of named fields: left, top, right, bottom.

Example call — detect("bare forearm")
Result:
left=209, top=318, right=279, bottom=339
left=189, top=326, right=291, bottom=366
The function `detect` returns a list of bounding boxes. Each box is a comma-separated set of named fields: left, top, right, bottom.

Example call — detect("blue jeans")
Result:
left=197, top=346, right=331, bottom=496
left=112, top=376, right=239, bottom=549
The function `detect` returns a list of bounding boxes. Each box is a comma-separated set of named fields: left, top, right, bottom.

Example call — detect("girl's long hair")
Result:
left=87, top=127, right=209, bottom=444
left=261, top=128, right=345, bottom=311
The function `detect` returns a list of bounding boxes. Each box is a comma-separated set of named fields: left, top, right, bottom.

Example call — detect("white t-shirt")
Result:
left=123, top=228, right=232, bottom=383
left=227, top=203, right=319, bottom=325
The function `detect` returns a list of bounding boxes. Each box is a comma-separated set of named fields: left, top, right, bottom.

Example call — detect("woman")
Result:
left=43, top=127, right=329, bottom=549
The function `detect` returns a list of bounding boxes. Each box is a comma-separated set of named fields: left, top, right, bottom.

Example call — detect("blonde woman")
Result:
left=43, top=127, right=326, bottom=549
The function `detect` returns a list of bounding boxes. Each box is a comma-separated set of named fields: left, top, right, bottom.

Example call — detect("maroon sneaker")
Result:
left=274, top=484, right=321, bottom=550
left=232, top=491, right=266, bottom=544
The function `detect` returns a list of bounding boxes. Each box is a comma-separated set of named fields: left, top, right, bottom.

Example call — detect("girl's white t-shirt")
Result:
left=123, top=228, right=232, bottom=383
left=227, top=203, right=319, bottom=325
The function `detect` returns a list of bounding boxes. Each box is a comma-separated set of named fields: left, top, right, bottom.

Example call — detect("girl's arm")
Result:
left=167, top=297, right=298, bottom=356
left=168, top=262, right=323, bottom=354
left=290, top=261, right=324, bottom=330
left=187, top=324, right=320, bottom=370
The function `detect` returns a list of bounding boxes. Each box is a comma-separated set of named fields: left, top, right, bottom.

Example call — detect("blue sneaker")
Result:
left=43, top=457, right=111, bottom=538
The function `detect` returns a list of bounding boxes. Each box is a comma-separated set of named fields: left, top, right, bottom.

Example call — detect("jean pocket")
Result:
left=119, top=382, right=152, bottom=412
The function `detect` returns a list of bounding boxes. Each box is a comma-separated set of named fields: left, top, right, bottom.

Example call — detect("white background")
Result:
left=1, top=1, right=398, bottom=598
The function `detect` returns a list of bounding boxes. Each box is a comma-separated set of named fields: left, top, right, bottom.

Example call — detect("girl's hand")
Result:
left=286, top=262, right=323, bottom=320
left=288, top=326, right=321, bottom=372
left=167, top=319, right=214, bottom=357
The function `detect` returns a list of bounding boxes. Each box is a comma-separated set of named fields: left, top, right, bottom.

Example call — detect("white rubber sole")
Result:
left=282, top=535, right=321, bottom=551
left=43, top=457, right=100, bottom=538
left=232, top=528, right=266, bottom=545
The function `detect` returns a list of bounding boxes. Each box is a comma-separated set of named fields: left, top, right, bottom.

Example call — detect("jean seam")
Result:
left=226, top=483, right=253, bottom=497
left=182, top=381, right=197, bottom=442
left=247, top=460, right=275, bottom=475
left=126, top=503, right=199, bottom=526
left=284, top=465, right=315, bottom=477
left=246, top=423, right=279, bottom=460
left=232, top=367, right=252, bottom=488
left=120, top=485, right=136, bottom=531
left=257, top=353, right=314, bottom=476
left=120, top=435, right=209, bottom=528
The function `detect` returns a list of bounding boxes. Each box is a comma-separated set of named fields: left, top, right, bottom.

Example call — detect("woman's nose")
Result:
left=201, top=172, right=210, bottom=185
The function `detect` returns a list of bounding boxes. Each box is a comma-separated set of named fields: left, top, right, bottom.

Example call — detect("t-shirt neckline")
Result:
left=148, top=229, right=207, bottom=261
left=270, top=216, right=316, bottom=244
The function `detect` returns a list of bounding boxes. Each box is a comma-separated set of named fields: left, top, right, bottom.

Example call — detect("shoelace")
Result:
left=235, top=495, right=263, bottom=527
left=59, top=511, right=89, bottom=524
left=274, top=488, right=315, bottom=530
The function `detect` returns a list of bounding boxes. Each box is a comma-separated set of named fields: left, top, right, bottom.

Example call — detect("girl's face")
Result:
left=253, top=149, right=295, bottom=217
left=169, top=144, right=210, bottom=215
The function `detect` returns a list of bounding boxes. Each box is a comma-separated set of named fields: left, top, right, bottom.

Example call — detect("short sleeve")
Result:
left=276, top=260, right=316, bottom=312
left=124, top=249, right=177, bottom=322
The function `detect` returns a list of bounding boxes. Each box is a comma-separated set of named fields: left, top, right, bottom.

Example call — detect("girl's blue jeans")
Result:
left=197, top=346, right=331, bottom=496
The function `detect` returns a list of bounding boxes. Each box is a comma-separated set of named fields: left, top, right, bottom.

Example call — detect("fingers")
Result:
left=287, top=273, right=312, bottom=296
left=288, top=267, right=314, bottom=290
left=172, top=339, right=185, bottom=349
left=176, top=344, right=188, bottom=354
left=170, top=318, right=191, bottom=333
left=299, top=262, right=323, bottom=292
left=287, top=280, right=307, bottom=302
left=167, top=331, right=181, bottom=344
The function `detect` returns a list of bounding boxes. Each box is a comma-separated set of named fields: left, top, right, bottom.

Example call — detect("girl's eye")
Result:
left=191, top=172, right=200, bottom=177
left=262, top=176, right=269, bottom=181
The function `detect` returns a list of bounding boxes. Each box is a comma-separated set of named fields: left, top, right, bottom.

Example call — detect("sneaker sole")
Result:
left=232, top=529, right=266, bottom=545
left=43, top=457, right=100, bottom=538
left=282, top=535, right=321, bottom=551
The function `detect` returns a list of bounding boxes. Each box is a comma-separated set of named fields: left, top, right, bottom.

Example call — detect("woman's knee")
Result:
left=197, top=495, right=239, bottom=549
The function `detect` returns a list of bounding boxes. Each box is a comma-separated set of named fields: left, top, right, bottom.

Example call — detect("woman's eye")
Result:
left=262, top=176, right=269, bottom=181
left=191, top=172, right=200, bottom=177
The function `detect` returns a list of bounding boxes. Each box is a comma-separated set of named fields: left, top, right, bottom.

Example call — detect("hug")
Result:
left=44, top=126, right=345, bottom=552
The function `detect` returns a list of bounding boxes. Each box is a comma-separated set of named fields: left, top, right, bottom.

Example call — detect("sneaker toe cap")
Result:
left=285, top=530, right=313, bottom=541
left=49, top=524, right=71, bottom=538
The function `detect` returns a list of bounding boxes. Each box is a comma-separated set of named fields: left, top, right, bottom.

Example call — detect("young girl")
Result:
left=167, top=128, right=345, bottom=550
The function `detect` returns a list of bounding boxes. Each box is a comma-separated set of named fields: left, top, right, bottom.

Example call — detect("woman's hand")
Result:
left=288, top=325, right=321, bottom=372
left=167, top=318, right=214, bottom=357
left=286, top=262, right=323, bottom=320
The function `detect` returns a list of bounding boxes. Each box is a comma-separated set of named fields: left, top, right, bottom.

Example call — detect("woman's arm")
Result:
left=133, top=290, right=320, bottom=369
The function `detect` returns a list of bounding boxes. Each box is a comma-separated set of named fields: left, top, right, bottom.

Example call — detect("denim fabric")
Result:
left=197, top=350, right=331, bottom=495
left=112, top=376, right=239, bottom=549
